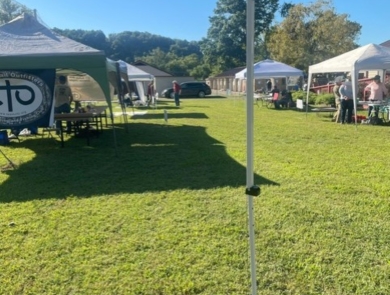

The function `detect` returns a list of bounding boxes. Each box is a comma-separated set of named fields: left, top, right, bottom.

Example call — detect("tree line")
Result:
left=1, top=0, right=361, bottom=80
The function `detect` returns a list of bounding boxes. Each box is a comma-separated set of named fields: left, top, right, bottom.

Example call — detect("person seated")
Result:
left=274, top=90, right=293, bottom=109
left=54, top=75, right=73, bottom=134
left=271, top=85, right=280, bottom=96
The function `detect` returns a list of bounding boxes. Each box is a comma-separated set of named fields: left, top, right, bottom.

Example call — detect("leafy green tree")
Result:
left=201, top=0, right=279, bottom=74
left=165, top=54, right=201, bottom=76
left=108, top=32, right=202, bottom=63
left=138, top=50, right=204, bottom=77
left=0, top=0, right=31, bottom=24
left=108, top=32, right=178, bottom=63
left=136, top=48, right=171, bottom=71
left=189, top=63, right=212, bottom=80
left=169, top=40, right=202, bottom=58
left=267, top=0, right=361, bottom=71
left=53, top=28, right=109, bottom=52
left=280, top=2, right=294, bottom=18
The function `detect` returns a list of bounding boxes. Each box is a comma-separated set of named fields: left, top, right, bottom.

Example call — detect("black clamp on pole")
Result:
left=245, top=185, right=261, bottom=197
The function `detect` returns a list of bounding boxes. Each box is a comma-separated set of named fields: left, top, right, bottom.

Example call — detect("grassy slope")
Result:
left=1, top=98, right=390, bottom=294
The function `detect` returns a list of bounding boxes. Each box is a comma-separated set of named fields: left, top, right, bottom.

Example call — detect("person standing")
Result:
left=172, top=80, right=181, bottom=107
left=54, top=75, right=73, bottom=134
left=339, top=79, right=354, bottom=124
left=364, top=75, right=388, bottom=117
left=302, top=80, right=308, bottom=91
left=332, top=76, right=343, bottom=122
left=266, top=79, right=272, bottom=92
left=146, top=80, right=155, bottom=106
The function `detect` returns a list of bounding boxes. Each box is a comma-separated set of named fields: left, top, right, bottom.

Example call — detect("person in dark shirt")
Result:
left=271, top=85, right=280, bottom=96
left=172, top=80, right=181, bottom=107
left=275, top=89, right=293, bottom=109
left=266, top=80, right=272, bottom=92
left=146, top=81, right=155, bottom=106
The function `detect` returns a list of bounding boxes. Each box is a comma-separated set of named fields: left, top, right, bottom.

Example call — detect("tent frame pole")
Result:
left=246, top=1, right=259, bottom=295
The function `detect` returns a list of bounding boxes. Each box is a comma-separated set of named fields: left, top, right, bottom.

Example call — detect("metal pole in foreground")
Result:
left=246, top=1, right=260, bottom=294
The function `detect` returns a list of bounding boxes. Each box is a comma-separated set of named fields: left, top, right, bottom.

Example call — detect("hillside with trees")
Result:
left=0, top=0, right=362, bottom=79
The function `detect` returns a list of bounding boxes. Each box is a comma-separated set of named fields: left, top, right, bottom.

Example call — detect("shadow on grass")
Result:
left=132, top=112, right=209, bottom=120
left=158, top=96, right=226, bottom=100
left=0, top=123, right=278, bottom=203
left=203, top=96, right=226, bottom=99
left=133, top=106, right=180, bottom=110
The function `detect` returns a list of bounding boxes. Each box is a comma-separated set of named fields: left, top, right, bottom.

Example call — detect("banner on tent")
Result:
left=0, top=69, right=55, bottom=129
left=67, top=74, right=107, bottom=102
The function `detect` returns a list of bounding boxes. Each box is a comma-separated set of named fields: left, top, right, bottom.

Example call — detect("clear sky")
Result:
left=16, top=0, right=389, bottom=46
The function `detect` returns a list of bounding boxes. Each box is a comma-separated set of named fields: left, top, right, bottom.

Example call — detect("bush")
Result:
left=315, top=93, right=335, bottom=106
left=291, top=90, right=317, bottom=104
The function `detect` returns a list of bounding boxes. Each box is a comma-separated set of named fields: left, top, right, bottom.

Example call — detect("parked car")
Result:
left=161, top=81, right=212, bottom=98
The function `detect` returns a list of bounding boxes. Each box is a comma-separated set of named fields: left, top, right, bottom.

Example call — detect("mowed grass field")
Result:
left=1, top=97, right=390, bottom=294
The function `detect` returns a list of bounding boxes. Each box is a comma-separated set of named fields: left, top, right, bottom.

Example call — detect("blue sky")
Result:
left=17, top=0, right=389, bottom=46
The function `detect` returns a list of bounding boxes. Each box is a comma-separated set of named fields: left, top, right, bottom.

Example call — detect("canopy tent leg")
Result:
left=246, top=1, right=258, bottom=295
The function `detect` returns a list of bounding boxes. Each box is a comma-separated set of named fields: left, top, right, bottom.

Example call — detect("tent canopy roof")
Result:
left=0, top=13, right=112, bottom=109
left=118, top=60, right=154, bottom=81
left=0, top=13, right=102, bottom=57
left=309, top=43, right=390, bottom=74
left=235, top=59, right=303, bottom=79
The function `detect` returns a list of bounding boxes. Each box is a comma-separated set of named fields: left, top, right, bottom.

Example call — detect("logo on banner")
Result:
left=0, top=71, right=52, bottom=127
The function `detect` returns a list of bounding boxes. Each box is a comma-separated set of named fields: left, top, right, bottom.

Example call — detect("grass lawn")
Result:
left=1, top=97, right=390, bottom=294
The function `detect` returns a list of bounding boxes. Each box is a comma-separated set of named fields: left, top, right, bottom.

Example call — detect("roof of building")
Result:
left=212, top=66, right=246, bottom=78
left=132, top=60, right=173, bottom=77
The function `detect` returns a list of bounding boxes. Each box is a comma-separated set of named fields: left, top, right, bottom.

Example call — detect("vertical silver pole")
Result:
left=246, top=1, right=257, bottom=294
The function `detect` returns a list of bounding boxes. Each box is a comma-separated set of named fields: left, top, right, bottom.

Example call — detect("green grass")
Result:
left=1, top=97, right=390, bottom=294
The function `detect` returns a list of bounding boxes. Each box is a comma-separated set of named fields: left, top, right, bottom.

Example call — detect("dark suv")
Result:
left=161, top=81, right=212, bottom=98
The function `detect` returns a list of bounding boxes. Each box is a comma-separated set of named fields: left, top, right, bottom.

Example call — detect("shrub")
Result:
left=292, top=90, right=317, bottom=104
left=315, top=93, right=335, bottom=105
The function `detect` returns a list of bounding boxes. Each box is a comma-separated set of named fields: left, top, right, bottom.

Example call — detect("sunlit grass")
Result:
left=1, top=97, right=390, bottom=294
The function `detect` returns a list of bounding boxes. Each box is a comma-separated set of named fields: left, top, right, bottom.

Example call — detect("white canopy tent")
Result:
left=118, top=60, right=154, bottom=81
left=235, top=58, right=303, bottom=79
left=118, top=60, right=154, bottom=103
left=306, top=43, right=390, bottom=122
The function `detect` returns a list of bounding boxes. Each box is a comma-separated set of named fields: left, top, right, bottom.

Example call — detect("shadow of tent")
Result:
left=131, top=113, right=209, bottom=120
left=0, top=123, right=278, bottom=203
